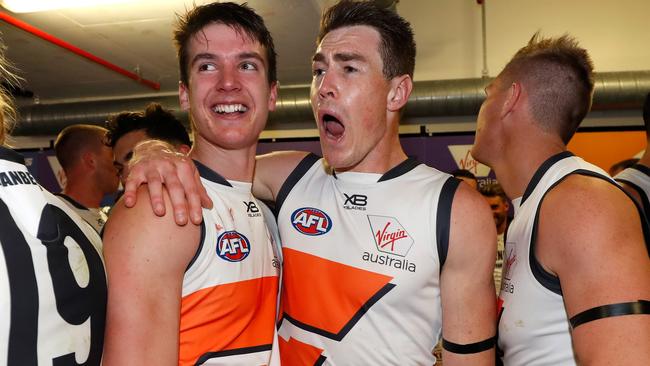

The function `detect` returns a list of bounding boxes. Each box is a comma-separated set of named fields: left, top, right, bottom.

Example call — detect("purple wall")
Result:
left=20, top=132, right=496, bottom=196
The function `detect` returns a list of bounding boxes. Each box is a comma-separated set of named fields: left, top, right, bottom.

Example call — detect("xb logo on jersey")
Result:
left=244, top=201, right=262, bottom=217
left=343, top=193, right=367, bottom=211
left=368, top=215, right=413, bottom=257
left=216, top=231, right=251, bottom=262
left=291, top=207, right=332, bottom=236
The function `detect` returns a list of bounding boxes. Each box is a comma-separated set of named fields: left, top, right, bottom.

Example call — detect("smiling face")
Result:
left=310, top=25, right=394, bottom=172
left=179, top=23, right=277, bottom=152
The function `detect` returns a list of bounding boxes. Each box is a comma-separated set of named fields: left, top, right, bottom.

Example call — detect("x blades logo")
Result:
left=291, top=207, right=332, bottom=236
left=216, top=231, right=251, bottom=262
left=343, top=193, right=367, bottom=210
left=367, top=215, right=413, bottom=257
left=244, top=201, right=262, bottom=217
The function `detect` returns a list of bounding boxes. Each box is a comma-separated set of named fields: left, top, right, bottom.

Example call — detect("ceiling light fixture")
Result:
left=0, top=0, right=131, bottom=13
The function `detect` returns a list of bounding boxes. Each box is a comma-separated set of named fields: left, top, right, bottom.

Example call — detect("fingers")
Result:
left=164, top=168, right=190, bottom=226
left=119, top=138, right=211, bottom=226
left=188, top=168, right=212, bottom=225
left=122, top=174, right=140, bottom=208
left=172, top=157, right=205, bottom=225
left=144, top=169, right=167, bottom=217
left=122, top=139, right=175, bottom=210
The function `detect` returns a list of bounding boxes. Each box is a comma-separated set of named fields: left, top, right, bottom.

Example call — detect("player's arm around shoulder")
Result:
left=441, top=182, right=497, bottom=366
left=102, top=185, right=202, bottom=366
left=254, top=151, right=311, bottom=201
left=537, top=174, right=650, bottom=365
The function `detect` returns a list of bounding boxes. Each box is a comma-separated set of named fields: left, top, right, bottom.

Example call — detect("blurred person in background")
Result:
left=615, top=92, right=650, bottom=216
left=54, top=124, right=119, bottom=232
left=105, top=102, right=191, bottom=187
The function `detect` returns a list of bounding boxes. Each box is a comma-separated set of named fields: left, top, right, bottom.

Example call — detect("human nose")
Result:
left=218, top=66, right=241, bottom=92
left=316, top=71, right=336, bottom=100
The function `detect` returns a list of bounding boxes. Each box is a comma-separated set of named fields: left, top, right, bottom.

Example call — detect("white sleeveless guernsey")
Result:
left=497, top=151, right=645, bottom=366
left=615, top=164, right=650, bottom=216
left=178, top=161, right=280, bottom=366
left=55, top=193, right=108, bottom=234
left=276, top=154, right=459, bottom=365
left=0, top=146, right=106, bottom=365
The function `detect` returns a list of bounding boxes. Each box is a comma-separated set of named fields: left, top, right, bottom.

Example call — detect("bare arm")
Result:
left=103, top=186, right=201, bottom=365
left=537, top=175, right=650, bottom=365
left=253, top=151, right=310, bottom=201
left=124, top=139, right=309, bottom=224
left=441, top=183, right=497, bottom=366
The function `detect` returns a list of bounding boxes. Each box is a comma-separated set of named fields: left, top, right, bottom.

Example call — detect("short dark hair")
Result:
left=479, top=182, right=508, bottom=202
left=643, top=93, right=650, bottom=137
left=173, top=2, right=277, bottom=86
left=105, top=103, right=191, bottom=148
left=500, top=33, right=594, bottom=144
left=317, top=0, right=416, bottom=80
left=609, top=158, right=640, bottom=176
left=55, top=124, right=107, bottom=172
left=451, top=169, right=477, bottom=181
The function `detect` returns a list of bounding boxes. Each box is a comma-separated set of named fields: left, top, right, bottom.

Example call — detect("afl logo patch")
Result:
left=291, top=207, right=332, bottom=236
left=216, top=231, right=251, bottom=262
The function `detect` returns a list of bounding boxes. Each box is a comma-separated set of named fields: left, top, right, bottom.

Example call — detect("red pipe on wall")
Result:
left=0, top=11, right=160, bottom=90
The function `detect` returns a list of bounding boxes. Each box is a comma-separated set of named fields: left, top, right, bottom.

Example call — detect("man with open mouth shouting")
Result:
left=124, top=1, right=497, bottom=365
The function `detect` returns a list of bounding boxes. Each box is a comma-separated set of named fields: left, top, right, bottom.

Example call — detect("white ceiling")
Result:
left=0, top=0, right=648, bottom=106
left=0, top=0, right=324, bottom=103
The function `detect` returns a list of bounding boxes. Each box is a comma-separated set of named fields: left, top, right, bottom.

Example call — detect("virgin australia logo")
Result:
left=367, top=215, right=413, bottom=257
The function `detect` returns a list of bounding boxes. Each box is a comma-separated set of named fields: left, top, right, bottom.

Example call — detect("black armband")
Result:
left=442, top=335, right=496, bottom=354
left=570, top=300, right=650, bottom=329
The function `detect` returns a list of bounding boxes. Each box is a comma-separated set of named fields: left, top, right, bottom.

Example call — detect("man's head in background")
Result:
left=479, top=182, right=509, bottom=234
left=451, top=168, right=478, bottom=189
left=609, top=158, right=640, bottom=176
left=105, top=102, right=191, bottom=185
left=55, top=124, right=119, bottom=198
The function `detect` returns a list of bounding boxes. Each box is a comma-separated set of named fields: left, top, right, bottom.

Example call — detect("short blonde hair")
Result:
left=500, top=33, right=594, bottom=144
left=0, top=41, right=19, bottom=146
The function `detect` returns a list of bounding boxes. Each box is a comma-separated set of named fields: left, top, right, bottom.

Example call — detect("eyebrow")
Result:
left=191, top=52, right=216, bottom=67
left=238, top=52, right=265, bottom=64
left=312, top=52, right=367, bottom=63
left=190, top=51, right=265, bottom=66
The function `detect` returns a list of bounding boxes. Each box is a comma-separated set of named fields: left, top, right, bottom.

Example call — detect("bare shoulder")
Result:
left=103, top=185, right=201, bottom=272
left=617, top=180, right=644, bottom=206
left=538, top=174, right=646, bottom=266
left=447, top=182, right=497, bottom=266
left=254, top=150, right=312, bottom=200
left=450, top=182, right=496, bottom=237
left=538, top=168, right=650, bottom=364
left=537, top=173, right=649, bottom=309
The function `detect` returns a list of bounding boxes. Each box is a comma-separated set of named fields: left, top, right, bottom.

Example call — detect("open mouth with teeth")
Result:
left=212, top=104, right=249, bottom=114
left=323, top=113, right=345, bottom=139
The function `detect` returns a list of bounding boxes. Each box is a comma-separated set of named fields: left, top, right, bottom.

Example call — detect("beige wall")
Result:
left=401, top=0, right=650, bottom=81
